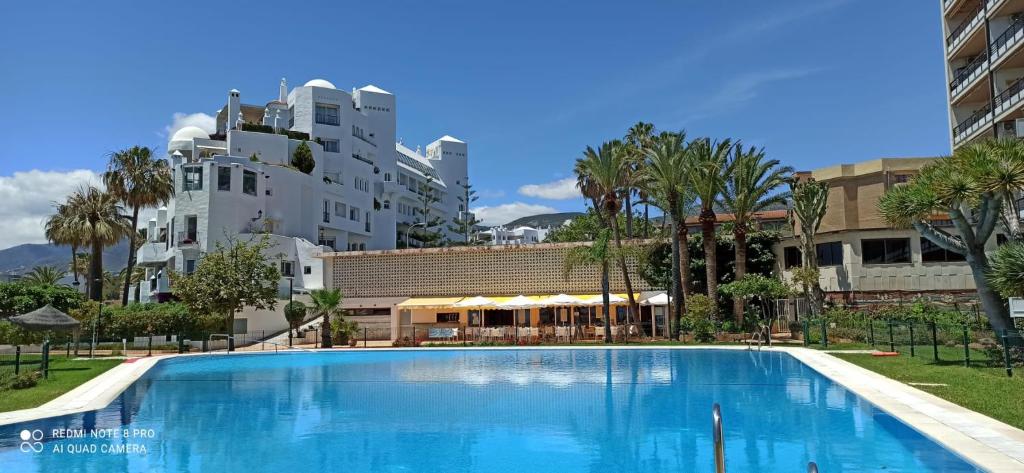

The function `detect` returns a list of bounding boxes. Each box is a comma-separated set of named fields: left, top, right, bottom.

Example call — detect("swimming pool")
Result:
left=0, top=349, right=980, bottom=472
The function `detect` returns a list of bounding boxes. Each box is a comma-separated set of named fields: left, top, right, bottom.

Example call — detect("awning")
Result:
left=9, top=304, right=80, bottom=331
left=640, top=292, right=670, bottom=306
left=396, top=297, right=465, bottom=309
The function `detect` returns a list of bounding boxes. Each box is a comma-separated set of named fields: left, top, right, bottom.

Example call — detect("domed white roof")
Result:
left=304, top=79, right=336, bottom=89
left=171, top=126, right=210, bottom=142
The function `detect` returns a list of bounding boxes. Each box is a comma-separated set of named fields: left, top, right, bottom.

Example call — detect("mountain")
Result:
left=0, top=240, right=130, bottom=276
left=502, top=212, right=585, bottom=229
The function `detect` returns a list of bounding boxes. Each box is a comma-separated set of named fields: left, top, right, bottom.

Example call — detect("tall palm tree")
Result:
left=789, top=179, right=829, bottom=316
left=689, top=137, right=734, bottom=304
left=722, top=145, right=793, bottom=325
left=575, top=167, right=615, bottom=343
left=575, top=141, right=640, bottom=340
left=638, top=131, right=692, bottom=339
left=624, top=122, right=656, bottom=239
left=105, top=146, right=174, bottom=305
left=310, top=288, right=343, bottom=348
left=45, top=204, right=87, bottom=289
left=64, top=186, right=133, bottom=301
left=22, top=266, right=67, bottom=286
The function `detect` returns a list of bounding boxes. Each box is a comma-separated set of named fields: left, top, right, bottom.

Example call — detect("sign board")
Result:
left=1009, top=297, right=1024, bottom=318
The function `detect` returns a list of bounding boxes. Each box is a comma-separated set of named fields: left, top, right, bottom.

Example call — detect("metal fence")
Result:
left=0, top=343, right=52, bottom=378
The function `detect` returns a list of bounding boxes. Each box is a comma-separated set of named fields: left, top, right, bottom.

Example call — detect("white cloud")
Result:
left=518, top=177, right=580, bottom=200
left=0, top=170, right=103, bottom=250
left=164, top=112, right=216, bottom=138
left=471, top=202, right=558, bottom=227
left=676, top=67, right=820, bottom=125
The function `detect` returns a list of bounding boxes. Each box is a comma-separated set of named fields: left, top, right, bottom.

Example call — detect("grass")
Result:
left=0, top=357, right=122, bottom=412
left=834, top=349, right=1024, bottom=430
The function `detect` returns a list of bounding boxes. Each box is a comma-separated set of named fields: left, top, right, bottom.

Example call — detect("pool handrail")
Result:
left=808, top=462, right=819, bottom=472
left=712, top=403, right=725, bottom=473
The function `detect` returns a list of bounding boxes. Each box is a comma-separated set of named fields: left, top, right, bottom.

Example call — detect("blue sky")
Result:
left=0, top=0, right=949, bottom=248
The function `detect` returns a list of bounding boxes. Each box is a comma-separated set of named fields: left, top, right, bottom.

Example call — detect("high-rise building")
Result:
left=943, top=0, right=1024, bottom=149
left=135, top=78, right=470, bottom=303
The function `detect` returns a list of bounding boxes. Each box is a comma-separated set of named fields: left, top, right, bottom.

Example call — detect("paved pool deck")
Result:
left=0, top=346, right=1021, bottom=471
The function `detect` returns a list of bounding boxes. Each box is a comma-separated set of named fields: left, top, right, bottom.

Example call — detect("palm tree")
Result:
left=722, top=145, right=792, bottom=325
left=44, top=204, right=87, bottom=289
left=310, top=288, right=343, bottom=348
left=789, top=179, right=829, bottom=316
left=63, top=186, right=133, bottom=301
left=689, top=137, right=734, bottom=304
left=575, top=141, right=640, bottom=340
left=22, top=266, right=67, bottom=286
left=105, top=146, right=174, bottom=305
left=624, top=122, right=656, bottom=239
left=638, top=131, right=692, bottom=339
left=564, top=228, right=614, bottom=341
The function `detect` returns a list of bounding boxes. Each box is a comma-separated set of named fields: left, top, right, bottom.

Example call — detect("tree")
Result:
left=689, top=137, right=734, bottom=306
left=63, top=187, right=133, bottom=301
left=878, top=144, right=1011, bottom=330
left=979, top=139, right=1024, bottom=240
left=21, top=266, right=67, bottom=286
left=789, top=179, right=829, bottom=316
left=564, top=228, right=614, bottom=342
left=637, top=130, right=693, bottom=339
left=105, top=146, right=174, bottom=305
left=575, top=141, right=640, bottom=339
left=292, top=141, right=315, bottom=174
left=624, top=122, right=656, bottom=239
left=409, top=176, right=445, bottom=247
left=172, top=236, right=280, bottom=351
left=721, top=145, right=792, bottom=325
left=283, top=300, right=307, bottom=344
left=448, top=179, right=482, bottom=244
left=45, top=204, right=87, bottom=290
left=719, top=274, right=791, bottom=325
left=310, top=288, right=344, bottom=348
left=989, top=241, right=1024, bottom=297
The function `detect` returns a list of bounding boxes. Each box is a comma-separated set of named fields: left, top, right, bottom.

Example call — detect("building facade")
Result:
left=942, top=0, right=1024, bottom=149
left=136, top=78, right=470, bottom=306
left=775, top=158, right=1003, bottom=305
left=479, top=225, right=550, bottom=245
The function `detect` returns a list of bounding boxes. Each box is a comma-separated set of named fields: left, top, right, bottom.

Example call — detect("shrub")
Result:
left=241, top=123, right=275, bottom=134
left=279, top=130, right=311, bottom=141
left=331, top=319, right=359, bottom=345
left=684, top=294, right=718, bottom=342
left=291, top=141, right=315, bottom=174
left=0, top=371, right=40, bottom=391
left=392, top=336, right=417, bottom=347
left=284, top=301, right=307, bottom=335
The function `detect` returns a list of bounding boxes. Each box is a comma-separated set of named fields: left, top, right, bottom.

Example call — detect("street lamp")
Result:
left=404, top=222, right=427, bottom=249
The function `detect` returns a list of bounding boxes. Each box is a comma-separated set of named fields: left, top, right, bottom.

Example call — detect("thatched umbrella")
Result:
left=9, top=304, right=80, bottom=331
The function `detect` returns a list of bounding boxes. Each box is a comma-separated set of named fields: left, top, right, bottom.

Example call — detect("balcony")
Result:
left=137, top=241, right=171, bottom=267
left=990, top=17, right=1024, bottom=66
left=177, top=231, right=201, bottom=248
left=952, top=104, right=993, bottom=144
left=947, top=5, right=987, bottom=54
left=994, top=77, right=1024, bottom=116
left=950, top=53, right=989, bottom=98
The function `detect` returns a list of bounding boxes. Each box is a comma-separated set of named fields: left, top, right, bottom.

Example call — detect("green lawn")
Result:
left=0, top=357, right=122, bottom=412
left=834, top=351, right=1024, bottom=430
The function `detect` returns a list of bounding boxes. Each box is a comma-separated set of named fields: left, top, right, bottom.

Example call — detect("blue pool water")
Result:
left=0, top=349, right=979, bottom=472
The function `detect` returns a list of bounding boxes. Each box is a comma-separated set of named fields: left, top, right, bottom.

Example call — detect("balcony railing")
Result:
left=995, top=77, right=1024, bottom=111
left=177, top=231, right=201, bottom=247
left=991, top=17, right=1024, bottom=61
left=952, top=104, right=992, bottom=139
left=950, top=53, right=988, bottom=91
left=946, top=4, right=985, bottom=46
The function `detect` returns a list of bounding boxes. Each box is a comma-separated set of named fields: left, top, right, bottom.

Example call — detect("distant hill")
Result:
left=0, top=240, right=130, bottom=276
left=502, top=212, right=585, bottom=229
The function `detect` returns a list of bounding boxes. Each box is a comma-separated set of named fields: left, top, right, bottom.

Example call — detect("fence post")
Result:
left=888, top=320, right=895, bottom=352
left=261, top=330, right=265, bottom=351
left=148, top=335, right=153, bottom=357
left=14, top=346, right=20, bottom=375
left=962, top=324, right=970, bottom=367
left=931, top=322, right=938, bottom=361
left=1001, top=331, right=1013, bottom=378
left=364, top=327, right=368, bottom=348
left=909, top=324, right=915, bottom=357
left=42, top=341, right=50, bottom=379
left=412, top=327, right=416, bottom=345
left=869, top=320, right=875, bottom=348
left=802, top=319, right=810, bottom=347
left=178, top=337, right=184, bottom=354
left=66, top=341, right=70, bottom=358
left=821, top=319, right=828, bottom=349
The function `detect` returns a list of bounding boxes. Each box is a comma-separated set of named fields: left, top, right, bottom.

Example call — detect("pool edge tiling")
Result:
left=1, top=346, right=1022, bottom=471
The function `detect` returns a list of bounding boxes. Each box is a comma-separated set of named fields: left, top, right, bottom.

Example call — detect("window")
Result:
left=862, top=238, right=911, bottom=264
left=288, top=106, right=295, bottom=128
left=783, top=247, right=802, bottom=269
left=365, top=211, right=371, bottom=232
left=350, top=207, right=360, bottom=221
left=315, top=103, right=340, bottom=125
left=816, top=241, right=843, bottom=266
left=281, top=261, right=294, bottom=277
left=303, top=266, right=312, bottom=275
left=436, top=312, right=459, bottom=323
left=893, top=174, right=911, bottom=184
left=384, top=172, right=392, bottom=182
left=184, top=259, right=196, bottom=275
left=243, top=170, right=257, bottom=196
left=217, top=166, right=231, bottom=191
left=183, top=166, right=203, bottom=191
left=920, top=238, right=966, bottom=263
left=322, top=139, right=340, bottom=153
left=334, top=202, right=347, bottom=217
left=323, top=200, right=331, bottom=223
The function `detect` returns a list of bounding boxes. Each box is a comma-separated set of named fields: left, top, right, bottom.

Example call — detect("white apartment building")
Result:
left=479, top=226, right=550, bottom=245
left=135, top=78, right=470, bottom=313
left=942, top=0, right=1024, bottom=148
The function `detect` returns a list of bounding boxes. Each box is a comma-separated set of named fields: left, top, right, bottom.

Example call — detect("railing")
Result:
left=712, top=403, right=726, bottom=473
left=946, top=4, right=985, bottom=46
left=176, top=231, right=200, bottom=246
left=352, top=153, right=374, bottom=166
left=994, top=77, right=1024, bottom=109
left=952, top=103, right=991, bottom=138
left=991, top=17, right=1024, bottom=60
left=950, top=53, right=987, bottom=91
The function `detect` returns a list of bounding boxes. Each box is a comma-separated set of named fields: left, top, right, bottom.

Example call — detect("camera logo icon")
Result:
left=19, top=429, right=43, bottom=453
